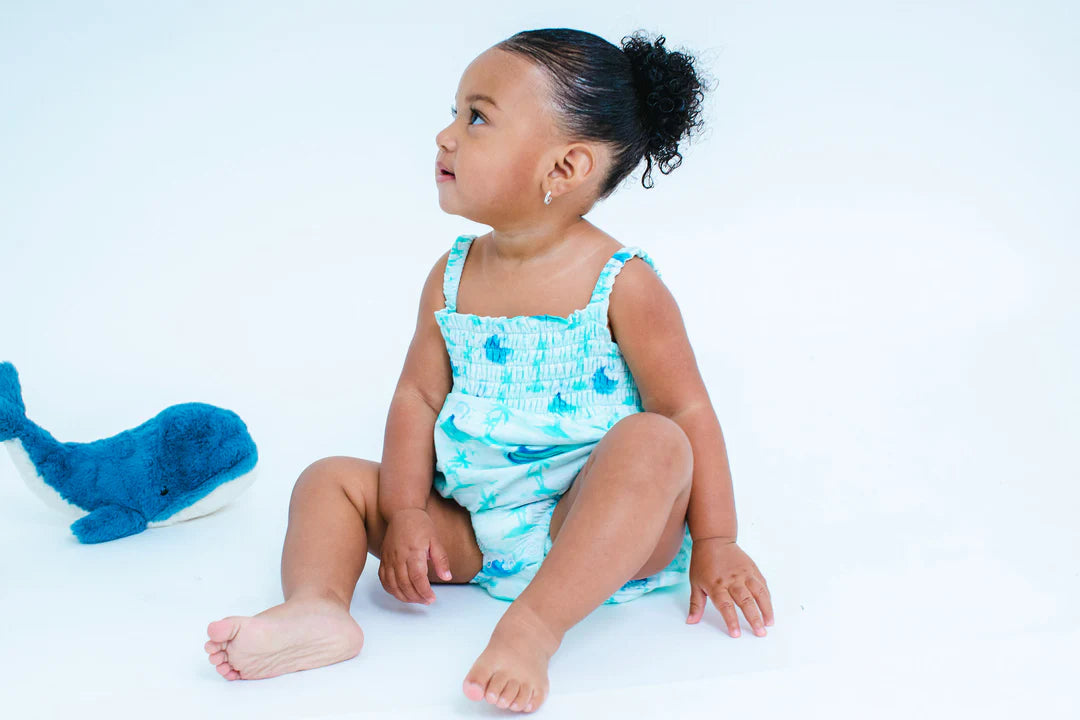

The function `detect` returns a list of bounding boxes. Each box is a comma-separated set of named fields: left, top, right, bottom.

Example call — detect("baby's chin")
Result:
left=436, top=197, right=495, bottom=227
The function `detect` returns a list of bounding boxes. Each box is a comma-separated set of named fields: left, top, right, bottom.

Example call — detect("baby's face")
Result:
left=435, top=47, right=564, bottom=226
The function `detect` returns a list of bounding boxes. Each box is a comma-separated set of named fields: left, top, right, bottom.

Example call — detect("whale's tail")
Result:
left=0, top=361, right=28, bottom=441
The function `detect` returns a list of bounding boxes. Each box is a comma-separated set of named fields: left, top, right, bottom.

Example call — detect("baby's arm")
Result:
left=608, top=258, right=773, bottom=633
left=607, top=257, right=735, bottom=541
left=377, top=250, right=454, bottom=522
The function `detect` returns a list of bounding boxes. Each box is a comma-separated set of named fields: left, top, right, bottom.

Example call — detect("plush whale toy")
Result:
left=0, top=361, right=258, bottom=543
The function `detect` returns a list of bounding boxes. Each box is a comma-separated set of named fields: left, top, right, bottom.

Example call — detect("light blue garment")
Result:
left=432, top=234, right=692, bottom=604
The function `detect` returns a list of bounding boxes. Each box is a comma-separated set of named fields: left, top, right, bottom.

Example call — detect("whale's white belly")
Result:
left=3, top=438, right=87, bottom=519
left=147, top=464, right=259, bottom=527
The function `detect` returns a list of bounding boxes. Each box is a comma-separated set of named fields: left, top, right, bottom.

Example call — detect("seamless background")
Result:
left=1, top=1, right=1076, bottom=718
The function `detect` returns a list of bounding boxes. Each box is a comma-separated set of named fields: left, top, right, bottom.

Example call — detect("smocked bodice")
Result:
left=433, top=234, right=663, bottom=419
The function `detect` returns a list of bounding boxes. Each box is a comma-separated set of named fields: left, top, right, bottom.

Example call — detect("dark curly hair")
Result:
left=496, top=28, right=712, bottom=200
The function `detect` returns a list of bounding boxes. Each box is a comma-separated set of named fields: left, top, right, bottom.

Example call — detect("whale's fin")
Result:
left=71, top=504, right=148, bottom=544
left=0, top=361, right=27, bottom=441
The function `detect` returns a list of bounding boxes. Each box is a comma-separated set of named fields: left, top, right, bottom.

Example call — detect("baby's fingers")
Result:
left=381, top=562, right=407, bottom=603
left=710, top=586, right=743, bottom=637
left=747, top=576, right=775, bottom=627
left=428, top=538, right=453, bottom=582
left=386, top=558, right=419, bottom=604
left=686, top=584, right=708, bottom=624
left=406, top=555, right=436, bottom=604
left=730, top=582, right=767, bottom=636
left=394, top=560, right=423, bottom=603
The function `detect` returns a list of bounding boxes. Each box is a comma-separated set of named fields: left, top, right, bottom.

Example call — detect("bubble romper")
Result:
left=432, top=234, right=693, bottom=604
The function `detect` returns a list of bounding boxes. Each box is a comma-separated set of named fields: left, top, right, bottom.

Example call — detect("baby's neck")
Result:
left=487, top=216, right=592, bottom=265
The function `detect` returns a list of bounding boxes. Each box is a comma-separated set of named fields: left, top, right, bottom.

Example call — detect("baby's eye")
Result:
left=449, top=105, right=486, bottom=126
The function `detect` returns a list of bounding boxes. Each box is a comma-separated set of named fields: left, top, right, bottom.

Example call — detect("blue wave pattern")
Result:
left=432, top=234, right=692, bottom=604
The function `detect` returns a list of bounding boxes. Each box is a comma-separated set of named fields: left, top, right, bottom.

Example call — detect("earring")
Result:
left=544, top=190, right=552, bottom=205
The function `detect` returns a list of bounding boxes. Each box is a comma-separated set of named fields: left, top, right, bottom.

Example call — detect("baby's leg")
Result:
left=463, top=413, right=694, bottom=713
left=204, top=456, right=482, bottom=681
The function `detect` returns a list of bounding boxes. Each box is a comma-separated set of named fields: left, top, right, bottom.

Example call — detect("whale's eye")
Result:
left=160, top=487, right=169, bottom=496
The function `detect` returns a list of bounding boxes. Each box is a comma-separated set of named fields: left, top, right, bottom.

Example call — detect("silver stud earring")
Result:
left=544, top=190, right=552, bottom=205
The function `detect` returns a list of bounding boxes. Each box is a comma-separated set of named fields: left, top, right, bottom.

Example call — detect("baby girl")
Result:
left=203, top=27, right=773, bottom=713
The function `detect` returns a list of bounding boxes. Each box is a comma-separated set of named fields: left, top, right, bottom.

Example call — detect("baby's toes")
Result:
left=215, top=661, right=240, bottom=680
left=208, top=651, right=227, bottom=665
left=526, top=689, right=546, bottom=712
left=485, top=671, right=510, bottom=705
left=463, top=664, right=494, bottom=701
left=207, top=617, right=242, bottom=645
left=498, top=680, right=521, bottom=709
left=204, top=640, right=225, bottom=654
left=510, top=686, right=532, bottom=712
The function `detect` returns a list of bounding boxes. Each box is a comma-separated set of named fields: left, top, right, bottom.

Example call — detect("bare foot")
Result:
left=463, top=601, right=563, bottom=713
left=204, top=595, right=364, bottom=680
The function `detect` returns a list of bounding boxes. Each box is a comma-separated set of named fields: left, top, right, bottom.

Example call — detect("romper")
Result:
left=432, top=234, right=693, bottom=604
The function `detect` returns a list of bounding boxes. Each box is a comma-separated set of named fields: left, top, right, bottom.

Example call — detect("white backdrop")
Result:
left=1, top=1, right=1076, bottom=718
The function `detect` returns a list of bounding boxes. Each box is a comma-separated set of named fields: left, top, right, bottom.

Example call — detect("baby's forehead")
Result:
left=455, top=48, right=552, bottom=111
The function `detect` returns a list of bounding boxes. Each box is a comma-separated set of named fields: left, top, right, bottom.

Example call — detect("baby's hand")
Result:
left=378, top=508, right=453, bottom=605
left=685, top=538, right=774, bottom=637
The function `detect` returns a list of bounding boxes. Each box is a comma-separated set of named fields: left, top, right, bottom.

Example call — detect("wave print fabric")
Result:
left=432, top=235, right=692, bottom=604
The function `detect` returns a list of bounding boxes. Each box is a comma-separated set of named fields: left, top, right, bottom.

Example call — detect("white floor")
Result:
left=2, top=411, right=1075, bottom=718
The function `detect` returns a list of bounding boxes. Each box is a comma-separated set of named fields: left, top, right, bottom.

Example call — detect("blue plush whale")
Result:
left=0, top=361, right=258, bottom=543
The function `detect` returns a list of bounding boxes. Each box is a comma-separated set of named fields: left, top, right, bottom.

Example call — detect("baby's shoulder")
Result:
left=423, top=246, right=453, bottom=287
left=414, top=245, right=456, bottom=313
left=605, top=250, right=671, bottom=345
left=609, top=250, right=665, bottom=302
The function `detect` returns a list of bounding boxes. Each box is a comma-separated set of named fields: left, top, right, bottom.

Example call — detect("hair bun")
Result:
left=621, top=31, right=707, bottom=186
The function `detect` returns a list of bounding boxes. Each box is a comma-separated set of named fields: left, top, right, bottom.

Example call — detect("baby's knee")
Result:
left=293, top=456, right=379, bottom=510
left=615, top=413, right=692, bottom=466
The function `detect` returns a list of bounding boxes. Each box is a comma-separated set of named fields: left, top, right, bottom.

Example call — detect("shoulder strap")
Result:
left=587, top=246, right=663, bottom=306
left=442, top=235, right=476, bottom=312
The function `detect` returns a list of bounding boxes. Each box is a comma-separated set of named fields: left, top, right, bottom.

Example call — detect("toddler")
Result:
left=203, top=27, right=773, bottom=713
